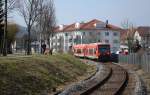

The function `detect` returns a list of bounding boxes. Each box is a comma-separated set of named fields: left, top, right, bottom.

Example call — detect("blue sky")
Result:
left=11, top=0, right=150, bottom=27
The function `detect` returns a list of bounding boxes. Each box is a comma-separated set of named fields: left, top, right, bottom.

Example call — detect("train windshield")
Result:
left=98, top=45, right=110, bottom=53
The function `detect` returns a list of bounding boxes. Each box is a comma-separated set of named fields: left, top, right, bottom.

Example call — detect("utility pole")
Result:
left=3, top=0, right=7, bottom=56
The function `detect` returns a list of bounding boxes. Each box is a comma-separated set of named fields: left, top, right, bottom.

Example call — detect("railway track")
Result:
left=81, top=63, right=128, bottom=95
left=58, top=62, right=129, bottom=95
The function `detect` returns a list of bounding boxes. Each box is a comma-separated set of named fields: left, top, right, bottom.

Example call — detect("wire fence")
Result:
left=119, top=53, right=150, bottom=72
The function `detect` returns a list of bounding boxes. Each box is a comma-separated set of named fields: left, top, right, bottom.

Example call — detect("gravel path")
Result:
left=118, top=63, right=147, bottom=95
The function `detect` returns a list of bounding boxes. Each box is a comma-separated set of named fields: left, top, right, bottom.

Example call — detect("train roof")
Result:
left=73, top=44, right=87, bottom=48
left=73, top=43, right=110, bottom=48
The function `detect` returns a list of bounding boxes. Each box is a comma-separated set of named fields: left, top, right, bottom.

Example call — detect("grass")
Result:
left=0, top=54, right=94, bottom=95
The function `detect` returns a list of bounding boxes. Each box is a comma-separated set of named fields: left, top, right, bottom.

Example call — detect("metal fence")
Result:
left=119, top=53, right=150, bottom=72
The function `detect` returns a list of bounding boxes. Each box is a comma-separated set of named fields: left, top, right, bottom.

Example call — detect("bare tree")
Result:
left=121, top=19, right=133, bottom=29
left=17, top=0, right=41, bottom=55
left=121, top=19, right=136, bottom=53
left=36, top=0, right=56, bottom=54
left=44, top=1, right=56, bottom=49
left=7, top=0, right=17, bottom=12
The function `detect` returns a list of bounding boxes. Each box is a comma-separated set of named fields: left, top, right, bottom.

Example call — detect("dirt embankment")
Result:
left=0, top=54, right=95, bottom=95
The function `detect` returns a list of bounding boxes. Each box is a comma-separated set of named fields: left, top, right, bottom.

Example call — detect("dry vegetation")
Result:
left=0, top=54, right=95, bottom=95
left=119, top=63, right=150, bottom=94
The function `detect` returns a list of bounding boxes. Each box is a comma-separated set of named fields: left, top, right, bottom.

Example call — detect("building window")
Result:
left=89, top=32, right=93, bottom=35
left=105, top=39, right=109, bottom=43
left=113, top=40, right=119, bottom=44
left=97, top=32, right=101, bottom=35
left=98, top=39, right=101, bottom=42
left=113, top=32, right=118, bottom=36
left=65, top=33, right=68, bottom=36
left=105, top=32, right=109, bottom=36
left=83, top=32, right=85, bottom=35
left=69, top=38, right=72, bottom=43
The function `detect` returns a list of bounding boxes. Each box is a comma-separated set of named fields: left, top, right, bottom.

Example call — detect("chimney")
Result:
left=75, top=22, right=80, bottom=29
left=59, top=25, right=63, bottom=30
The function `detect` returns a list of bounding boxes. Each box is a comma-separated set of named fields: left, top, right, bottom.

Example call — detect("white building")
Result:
left=51, top=19, right=122, bottom=53
left=134, top=26, right=150, bottom=48
left=121, top=26, right=150, bottom=49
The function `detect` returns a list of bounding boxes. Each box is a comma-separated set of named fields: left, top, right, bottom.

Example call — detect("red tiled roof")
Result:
left=62, top=22, right=87, bottom=32
left=80, top=19, right=122, bottom=30
left=63, top=23, right=76, bottom=32
left=136, top=26, right=150, bottom=37
left=54, top=26, right=60, bottom=32
left=106, top=24, right=122, bottom=30
left=80, top=19, right=103, bottom=30
left=54, top=19, right=122, bottom=32
left=54, top=25, right=68, bottom=32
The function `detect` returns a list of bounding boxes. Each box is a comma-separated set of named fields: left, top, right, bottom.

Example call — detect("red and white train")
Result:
left=72, top=43, right=111, bottom=61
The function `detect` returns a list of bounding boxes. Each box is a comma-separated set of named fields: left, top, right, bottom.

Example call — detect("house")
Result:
left=120, top=28, right=136, bottom=47
left=50, top=19, right=123, bottom=53
left=134, top=26, right=150, bottom=48
left=120, top=26, right=150, bottom=50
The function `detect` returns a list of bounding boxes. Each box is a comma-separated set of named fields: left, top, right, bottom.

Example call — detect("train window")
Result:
left=81, top=49, right=83, bottom=53
left=98, top=45, right=110, bottom=53
left=72, top=48, right=75, bottom=52
left=94, top=48, right=96, bottom=54
left=77, top=49, right=82, bottom=53
left=75, top=49, right=77, bottom=53
left=89, top=49, right=93, bottom=55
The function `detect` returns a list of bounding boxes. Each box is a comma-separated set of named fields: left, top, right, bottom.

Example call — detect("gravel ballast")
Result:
left=58, top=63, right=111, bottom=95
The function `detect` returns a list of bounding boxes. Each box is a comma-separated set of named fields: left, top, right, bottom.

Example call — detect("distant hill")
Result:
left=15, top=25, right=27, bottom=38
